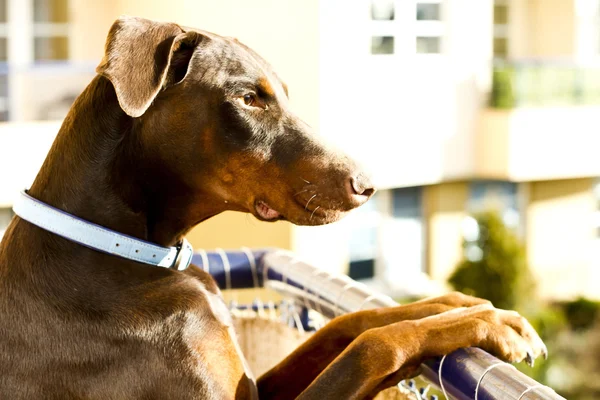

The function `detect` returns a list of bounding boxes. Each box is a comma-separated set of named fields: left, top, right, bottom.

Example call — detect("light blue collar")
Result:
left=12, top=190, right=194, bottom=271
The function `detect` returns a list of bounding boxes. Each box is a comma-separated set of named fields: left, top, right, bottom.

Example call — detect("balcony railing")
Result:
left=490, top=61, right=600, bottom=109
left=197, top=248, right=566, bottom=400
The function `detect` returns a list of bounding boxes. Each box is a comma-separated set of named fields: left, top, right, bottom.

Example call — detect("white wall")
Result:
left=527, top=178, right=598, bottom=300
left=108, top=0, right=321, bottom=130
left=318, top=0, right=494, bottom=190
left=0, top=123, right=60, bottom=207
left=478, top=106, right=600, bottom=182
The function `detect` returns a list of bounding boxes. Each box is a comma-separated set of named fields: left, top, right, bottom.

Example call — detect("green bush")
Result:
left=490, top=66, right=515, bottom=109
left=449, top=210, right=533, bottom=310
left=447, top=211, right=600, bottom=398
left=561, top=297, right=600, bottom=332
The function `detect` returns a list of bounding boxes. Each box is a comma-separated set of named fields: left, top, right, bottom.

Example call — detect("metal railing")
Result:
left=490, top=60, right=600, bottom=109
left=195, top=248, right=565, bottom=400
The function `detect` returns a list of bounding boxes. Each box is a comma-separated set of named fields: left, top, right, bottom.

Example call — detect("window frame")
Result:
left=493, top=0, right=510, bottom=59
left=0, top=0, right=71, bottom=121
left=32, top=0, right=70, bottom=62
left=414, top=0, right=444, bottom=55
left=368, top=0, right=445, bottom=56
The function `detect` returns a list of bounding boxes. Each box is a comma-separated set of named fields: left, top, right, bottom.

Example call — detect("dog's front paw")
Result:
left=416, top=304, right=547, bottom=366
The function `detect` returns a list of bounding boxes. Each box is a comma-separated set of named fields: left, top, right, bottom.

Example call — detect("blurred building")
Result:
left=1, top=0, right=599, bottom=301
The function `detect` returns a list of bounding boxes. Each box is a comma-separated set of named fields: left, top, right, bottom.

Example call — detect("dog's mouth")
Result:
left=254, top=200, right=283, bottom=221
left=252, top=197, right=344, bottom=226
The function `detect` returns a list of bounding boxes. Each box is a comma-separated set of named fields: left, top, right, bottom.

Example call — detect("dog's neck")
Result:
left=27, top=76, right=219, bottom=247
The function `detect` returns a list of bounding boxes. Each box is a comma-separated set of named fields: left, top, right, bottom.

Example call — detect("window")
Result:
left=416, top=37, right=440, bottom=54
left=371, top=0, right=394, bottom=21
left=346, top=187, right=427, bottom=294
left=493, top=37, right=508, bottom=58
left=0, top=0, right=5, bottom=23
left=0, top=72, right=8, bottom=121
left=493, top=3, right=508, bottom=24
left=384, top=187, right=425, bottom=277
left=348, top=259, right=375, bottom=280
left=493, top=0, right=509, bottom=59
left=347, top=192, right=381, bottom=281
left=0, top=0, right=7, bottom=62
left=368, top=1, right=444, bottom=56
left=33, top=0, right=70, bottom=61
left=34, top=0, right=68, bottom=22
left=0, top=38, right=5, bottom=61
left=392, top=186, right=422, bottom=218
left=371, top=36, right=394, bottom=54
left=416, top=3, right=440, bottom=21
left=0, top=208, right=13, bottom=240
left=467, top=181, right=520, bottom=227
left=0, top=0, right=80, bottom=122
left=34, top=37, right=68, bottom=61
left=464, top=181, right=521, bottom=261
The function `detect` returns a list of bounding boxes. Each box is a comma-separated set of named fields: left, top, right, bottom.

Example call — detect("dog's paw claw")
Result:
left=525, top=350, right=535, bottom=367
left=541, top=344, right=548, bottom=360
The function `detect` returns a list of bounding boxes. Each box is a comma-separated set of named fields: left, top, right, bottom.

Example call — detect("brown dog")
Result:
left=0, top=17, right=545, bottom=399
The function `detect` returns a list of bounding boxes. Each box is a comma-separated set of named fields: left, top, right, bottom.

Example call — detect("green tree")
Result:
left=449, top=210, right=533, bottom=310
left=490, top=66, right=515, bottom=109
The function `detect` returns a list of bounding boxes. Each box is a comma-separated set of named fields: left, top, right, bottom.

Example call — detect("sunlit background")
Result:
left=0, top=0, right=599, bottom=398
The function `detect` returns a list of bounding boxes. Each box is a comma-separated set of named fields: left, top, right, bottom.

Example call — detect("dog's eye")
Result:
left=243, top=93, right=256, bottom=106
left=239, top=93, right=268, bottom=110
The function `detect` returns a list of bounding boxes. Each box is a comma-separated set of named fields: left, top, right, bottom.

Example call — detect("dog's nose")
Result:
left=346, top=174, right=376, bottom=206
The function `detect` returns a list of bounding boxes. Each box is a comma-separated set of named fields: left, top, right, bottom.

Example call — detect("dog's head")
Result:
left=97, top=17, right=374, bottom=226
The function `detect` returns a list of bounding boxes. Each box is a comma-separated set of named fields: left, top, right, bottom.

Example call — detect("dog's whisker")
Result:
left=300, top=177, right=311, bottom=184
left=305, top=194, right=317, bottom=210
left=310, top=206, right=320, bottom=221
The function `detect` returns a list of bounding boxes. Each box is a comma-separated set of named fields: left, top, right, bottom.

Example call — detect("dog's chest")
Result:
left=182, top=281, right=259, bottom=399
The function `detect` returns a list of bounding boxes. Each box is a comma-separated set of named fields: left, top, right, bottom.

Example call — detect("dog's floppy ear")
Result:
left=97, top=16, right=202, bottom=117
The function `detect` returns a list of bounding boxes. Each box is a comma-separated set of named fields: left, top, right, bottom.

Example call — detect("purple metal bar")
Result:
left=195, top=248, right=565, bottom=400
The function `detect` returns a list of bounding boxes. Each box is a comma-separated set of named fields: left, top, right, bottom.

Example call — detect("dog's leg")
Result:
left=257, top=293, right=544, bottom=399
left=298, top=304, right=544, bottom=399
left=257, top=292, right=488, bottom=398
